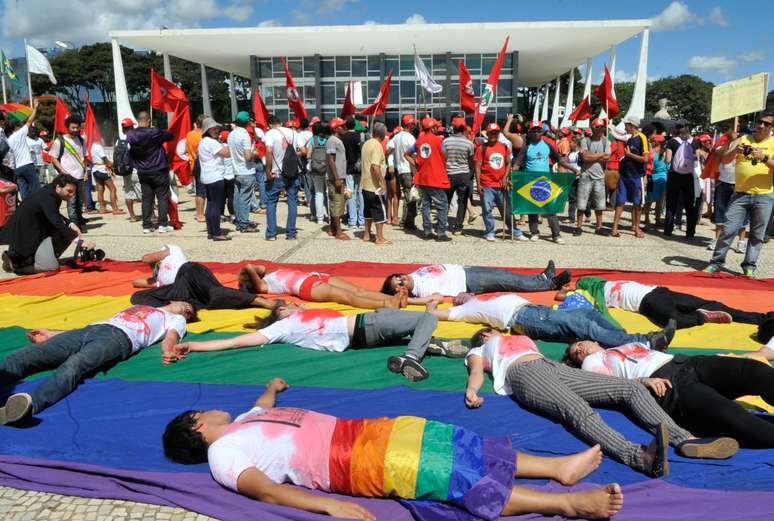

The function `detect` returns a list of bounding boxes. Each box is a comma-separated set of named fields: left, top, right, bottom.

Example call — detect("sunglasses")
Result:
left=396, top=277, right=406, bottom=287
left=757, top=119, right=774, bottom=127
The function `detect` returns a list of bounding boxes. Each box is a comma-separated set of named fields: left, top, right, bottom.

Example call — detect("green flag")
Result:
left=1, top=50, right=19, bottom=82
left=510, top=171, right=576, bottom=214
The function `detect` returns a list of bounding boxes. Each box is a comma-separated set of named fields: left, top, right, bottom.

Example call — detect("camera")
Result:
left=741, top=145, right=759, bottom=166
left=74, top=240, right=105, bottom=263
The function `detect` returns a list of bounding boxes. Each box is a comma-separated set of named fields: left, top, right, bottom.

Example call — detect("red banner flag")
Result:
left=281, top=58, right=307, bottom=122
left=568, top=96, right=593, bottom=122
left=165, top=102, right=192, bottom=187
left=341, top=81, right=356, bottom=119
left=252, top=87, right=270, bottom=131
left=472, top=37, right=509, bottom=136
left=83, top=96, right=101, bottom=159
left=53, top=96, right=70, bottom=134
left=458, top=60, right=476, bottom=114
left=593, top=65, right=619, bottom=118
left=150, top=69, right=187, bottom=112
left=359, top=70, right=393, bottom=116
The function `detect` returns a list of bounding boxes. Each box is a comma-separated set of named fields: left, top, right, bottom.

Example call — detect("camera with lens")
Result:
left=74, top=240, right=105, bottom=263
left=742, top=145, right=759, bottom=166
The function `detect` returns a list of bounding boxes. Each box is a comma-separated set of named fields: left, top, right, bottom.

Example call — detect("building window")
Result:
left=335, top=56, right=350, bottom=77
left=432, top=54, right=447, bottom=74
left=259, top=59, right=272, bottom=79
left=352, top=58, right=366, bottom=77
left=399, top=55, right=413, bottom=74
left=384, top=55, right=399, bottom=75
left=303, top=57, right=317, bottom=76
left=464, top=54, right=481, bottom=73
left=368, top=55, right=380, bottom=73
left=368, top=80, right=381, bottom=102
left=321, top=59, right=334, bottom=78
left=399, top=80, right=415, bottom=103
left=321, top=82, right=335, bottom=105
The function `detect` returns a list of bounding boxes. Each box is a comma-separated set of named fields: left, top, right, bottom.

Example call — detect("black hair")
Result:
left=758, top=313, right=774, bottom=345
left=345, top=116, right=356, bottom=130
left=380, top=273, right=402, bottom=295
left=64, top=115, right=82, bottom=127
left=267, top=115, right=280, bottom=126
left=244, top=300, right=287, bottom=329
left=0, top=110, right=5, bottom=122
left=163, top=410, right=208, bottom=464
left=312, top=121, right=330, bottom=136
left=562, top=345, right=581, bottom=367
left=470, top=327, right=496, bottom=348
left=51, top=173, right=79, bottom=189
left=299, top=117, right=309, bottom=129
left=641, top=124, right=656, bottom=137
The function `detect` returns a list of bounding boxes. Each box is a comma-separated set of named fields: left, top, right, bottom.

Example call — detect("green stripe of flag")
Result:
left=414, top=420, right=455, bottom=500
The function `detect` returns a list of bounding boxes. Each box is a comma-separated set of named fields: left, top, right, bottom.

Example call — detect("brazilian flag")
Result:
left=510, top=171, right=576, bottom=214
left=1, top=50, right=19, bottom=83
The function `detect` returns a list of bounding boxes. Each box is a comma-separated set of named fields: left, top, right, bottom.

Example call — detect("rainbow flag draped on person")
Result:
left=510, top=171, right=576, bottom=214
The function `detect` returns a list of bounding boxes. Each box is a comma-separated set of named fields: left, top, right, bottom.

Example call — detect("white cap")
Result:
left=623, top=116, right=641, bottom=128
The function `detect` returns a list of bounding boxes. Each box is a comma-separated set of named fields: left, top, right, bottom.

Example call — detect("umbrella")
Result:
left=0, top=103, right=32, bottom=122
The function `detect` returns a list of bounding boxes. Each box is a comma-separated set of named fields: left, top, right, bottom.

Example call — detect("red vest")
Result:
left=413, top=131, right=449, bottom=189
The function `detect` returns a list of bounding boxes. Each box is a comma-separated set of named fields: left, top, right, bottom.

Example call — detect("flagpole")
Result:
left=24, top=39, right=33, bottom=105
left=1, top=70, right=6, bottom=104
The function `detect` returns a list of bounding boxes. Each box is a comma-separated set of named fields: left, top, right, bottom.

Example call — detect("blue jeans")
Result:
left=233, top=174, right=256, bottom=229
left=0, top=324, right=133, bottom=413
left=419, top=186, right=449, bottom=235
left=463, top=266, right=552, bottom=293
left=711, top=192, right=774, bottom=271
left=14, top=163, right=40, bottom=200
left=254, top=162, right=267, bottom=209
left=265, top=174, right=299, bottom=239
left=346, top=173, right=364, bottom=226
left=510, top=305, right=648, bottom=347
left=204, top=179, right=226, bottom=238
left=481, top=187, right=522, bottom=237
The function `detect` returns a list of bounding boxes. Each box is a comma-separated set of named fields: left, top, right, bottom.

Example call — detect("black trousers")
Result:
left=638, top=286, right=766, bottom=329
left=224, top=178, right=235, bottom=216
left=446, top=173, right=471, bottom=231
left=664, top=172, right=697, bottom=236
left=130, top=262, right=256, bottom=310
left=653, top=355, right=774, bottom=447
left=137, top=169, right=170, bottom=229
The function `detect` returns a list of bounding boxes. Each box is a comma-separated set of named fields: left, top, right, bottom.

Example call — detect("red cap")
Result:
left=330, top=117, right=346, bottom=129
left=698, top=133, right=712, bottom=142
left=591, top=117, right=607, bottom=128
left=421, top=117, right=436, bottom=130
left=584, top=129, right=592, bottom=136
left=402, top=114, right=416, bottom=125
left=559, top=128, right=572, bottom=137
left=39, top=130, right=49, bottom=137
left=438, top=126, right=446, bottom=132
left=310, top=116, right=321, bottom=124
left=451, top=116, right=466, bottom=127
left=218, top=130, right=230, bottom=141
left=528, top=120, right=543, bottom=130
left=121, top=118, right=135, bottom=129
left=652, top=134, right=665, bottom=143
left=393, top=126, right=403, bottom=133
left=486, top=122, right=501, bottom=133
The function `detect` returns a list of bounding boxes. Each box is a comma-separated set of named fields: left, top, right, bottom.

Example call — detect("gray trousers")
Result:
left=13, top=236, right=70, bottom=275
left=360, top=309, right=437, bottom=360
left=506, top=358, right=692, bottom=471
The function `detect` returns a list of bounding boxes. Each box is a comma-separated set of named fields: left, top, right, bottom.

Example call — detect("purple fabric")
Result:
left=464, top=436, right=515, bottom=520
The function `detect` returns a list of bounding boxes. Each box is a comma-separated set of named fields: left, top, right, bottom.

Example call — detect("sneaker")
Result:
left=744, top=268, right=756, bottom=279
left=142, top=228, right=153, bottom=234
left=317, top=218, right=325, bottom=225
left=436, top=234, right=452, bottom=242
left=676, top=437, right=738, bottom=459
left=642, top=422, right=670, bottom=478
left=157, top=225, right=174, bottom=233
left=387, top=355, right=429, bottom=382
left=697, top=309, right=733, bottom=324
left=426, top=339, right=469, bottom=358
left=646, top=319, right=677, bottom=352
left=211, top=235, right=231, bottom=242
left=514, top=234, right=529, bottom=242
left=551, top=270, right=572, bottom=289
left=1, top=251, right=12, bottom=273
left=0, top=392, right=33, bottom=425
left=706, top=239, right=716, bottom=251
left=573, top=228, right=582, bottom=237
left=543, top=260, right=556, bottom=280
left=452, top=229, right=463, bottom=236
left=734, top=239, right=747, bottom=255
left=529, top=234, right=540, bottom=242
left=702, top=264, right=721, bottom=273
left=553, top=236, right=566, bottom=245
left=266, top=236, right=277, bottom=241
left=484, top=234, right=496, bottom=242
left=237, top=227, right=258, bottom=233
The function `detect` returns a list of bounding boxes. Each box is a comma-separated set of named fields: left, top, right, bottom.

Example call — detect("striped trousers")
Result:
left=506, top=358, right=692, bottom=471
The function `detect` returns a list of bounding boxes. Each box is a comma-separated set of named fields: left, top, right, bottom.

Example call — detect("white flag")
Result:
left=26, top=45, right=57, bottom=84
left=414, top=46, right=442, bottom=94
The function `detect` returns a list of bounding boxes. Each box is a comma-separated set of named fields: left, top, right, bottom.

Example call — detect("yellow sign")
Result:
left=711, top=73, right=769, bottom=123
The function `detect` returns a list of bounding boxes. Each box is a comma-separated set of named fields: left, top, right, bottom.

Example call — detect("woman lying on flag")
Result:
left=163, top=377, right=624, bottom=521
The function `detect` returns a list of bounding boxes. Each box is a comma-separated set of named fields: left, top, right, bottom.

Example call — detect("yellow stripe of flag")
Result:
left=383, top=416, right=425, bottom=498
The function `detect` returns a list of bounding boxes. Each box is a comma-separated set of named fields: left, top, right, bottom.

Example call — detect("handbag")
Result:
left=604, top=170, right=620, bottom=191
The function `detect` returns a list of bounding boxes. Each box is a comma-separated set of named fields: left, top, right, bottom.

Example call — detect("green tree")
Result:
left=645, top=75, right=714, bottom=129
left=766, top=89, right=774, bottom=113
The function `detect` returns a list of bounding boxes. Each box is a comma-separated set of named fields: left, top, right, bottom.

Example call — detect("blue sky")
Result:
left=0, top=0, right=771, bottom=87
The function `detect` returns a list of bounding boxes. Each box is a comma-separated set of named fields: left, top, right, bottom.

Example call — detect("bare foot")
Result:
left=362, top=235, right=372, bottom=242
left=127, top=216, right=140, bottom=222
left=27, top=328, right=55, bottom=344
left=195, top=216, right=206, bottom=222
left=335, top=233, right=351, bottom=241
left=562, top=483, right=623, bottom=519
left=374, top=239, right=392, bottom=245
left=112, top=209, right=126, bottom=215
left=555, top=444, right=603, bottom=486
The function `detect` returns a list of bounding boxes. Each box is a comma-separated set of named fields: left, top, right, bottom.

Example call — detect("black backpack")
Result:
left=280, top=130, right=300, bottom=181
left=112, top=138, right=133, bottom=177
left=310, top=136, right=328, bottom=175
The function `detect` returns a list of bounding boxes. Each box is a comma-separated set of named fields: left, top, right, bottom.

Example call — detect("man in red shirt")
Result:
left=475, top=123, right=523, bottom=242
left=405, top=117, right=452, bottom=242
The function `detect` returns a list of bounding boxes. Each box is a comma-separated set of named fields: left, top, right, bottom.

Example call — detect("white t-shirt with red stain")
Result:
left=465, top=335, right=542, bottom=395
left=156, top=244, right=188, bottom=287
left=263, top=268, right=327, bottom=296
left=409, top=264, right=467, bottom=298
left=581, top=343, right=671, bottom=380
left=208, top=406, right=337, bottom=493
left=258, top=309, right=350, bottom=352
left=100, top=305, right=187, bottom=353
left=448, top=293, right=529, bottom=329
left=603, top=281, right=657, bottom=312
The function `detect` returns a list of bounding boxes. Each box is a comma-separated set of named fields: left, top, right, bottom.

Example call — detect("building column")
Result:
left=250, top=54, right=259, bottom=114
left=511, top=51, right=519, bottom=115
left=314, top=54, right=322, bottom=116
left=200, top=63, right=212, bottom=116
left=162, top=53, right=173, bottom=125
left=228, top=72, right=238, bottom=120
left=445, top=51, right=452, bottom=124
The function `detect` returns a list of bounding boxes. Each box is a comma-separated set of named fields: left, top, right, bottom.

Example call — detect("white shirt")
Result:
left=719, top=160, right=736, bottom=184
left=198, top=136, right=227, bottom=184
left=409, top=264, right=467, bottom=298
left=263, top=268, right=326, bottom=296
left=156, top=244, right=188, bottom=287
left=603, top=281, right=656, bottom=312
left=259, top=309, right=350, bottom=352
left=100, top=305, right=187, bottom=353
left=8, top=125, right=33, bottom=168
left=387, top=131, right=416, bottom=174
left=27, top=137, right=45, bottom=167
left=223, top=155, right=235, bottom=181
left=294, top=129, right=312, bottom=150
left=581, top=343, right=670, bottom=380
left=48, top=135, right=86, bottom=179
left=227, top=127, right=255, bottom=177
left=448, top=293, right=528, bottom=329
left=466, top=335, right=542, bottom=395
left=90, top=143, right=109, bottom=173
left=264, top=127, right=295, bottom=174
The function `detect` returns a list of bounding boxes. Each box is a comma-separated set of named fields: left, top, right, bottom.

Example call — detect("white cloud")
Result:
left=363, top=20, right=378, bottom=26
left=223, top=2, right=254, bottom=22
left=650, top=1, right=699, bottom=31
left=258, top=19, right=281, bottom=27
left=614, top=70, right=637, bottom=83
left=405, top=13, right=427, bottom=25
left=290, top=0, right=357, bottom=25
left=688, top=55, right=736, bottom=75
left=708, top=6, right=728, bottom=27
left=738, top=50, right=766, bottom=62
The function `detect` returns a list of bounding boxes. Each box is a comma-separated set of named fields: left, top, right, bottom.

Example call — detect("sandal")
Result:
left=611, top=231, right=621, bottom=238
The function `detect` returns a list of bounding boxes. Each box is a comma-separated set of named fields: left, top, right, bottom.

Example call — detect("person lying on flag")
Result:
left=553, top=276, right=771, bottom=330
left=464, top=330, right=739, bottom=478
left=563, top=339, right=774, bottom=448
left=168, top=303, right=465, bottom=382
left=132, top=244, right=189, bottom=288
left=163, top=377, right=625, bottom=521
left=425, top=292, right=676, bottom=350
left=238, top=263, right=406, bottom=309
left=0, top=302, right=194, bottom=425
left=379, top=261, right=570, bottom=305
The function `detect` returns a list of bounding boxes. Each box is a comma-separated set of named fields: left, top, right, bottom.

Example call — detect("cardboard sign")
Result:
left=711, top=72, right=769, bottom=123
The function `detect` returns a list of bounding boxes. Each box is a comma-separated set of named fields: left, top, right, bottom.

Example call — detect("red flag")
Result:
left=568, top=96, right=593, bottom=122
left=281, top=58, right=307, bottom=122
left=150, top=69, right=187, bottom=112
left=458, top=60, right=476, bottom=114
left=53, top=97, right=70, bottom=134
left=472, top=37, right=509, bottom=136
left=341, top=81, right=356, bottom=119
left=165, top=102, right=192, bottom=186
left=252, top=87, right=270, bottom=131
left=359, top=70, right=393, bottom=116
left=593, top=65, right=619, bottom=118
left=83, top=96, right=101, bottom=159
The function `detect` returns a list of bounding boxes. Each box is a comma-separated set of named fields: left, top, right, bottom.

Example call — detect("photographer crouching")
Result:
left=1, top=174, right=100, bottom=275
